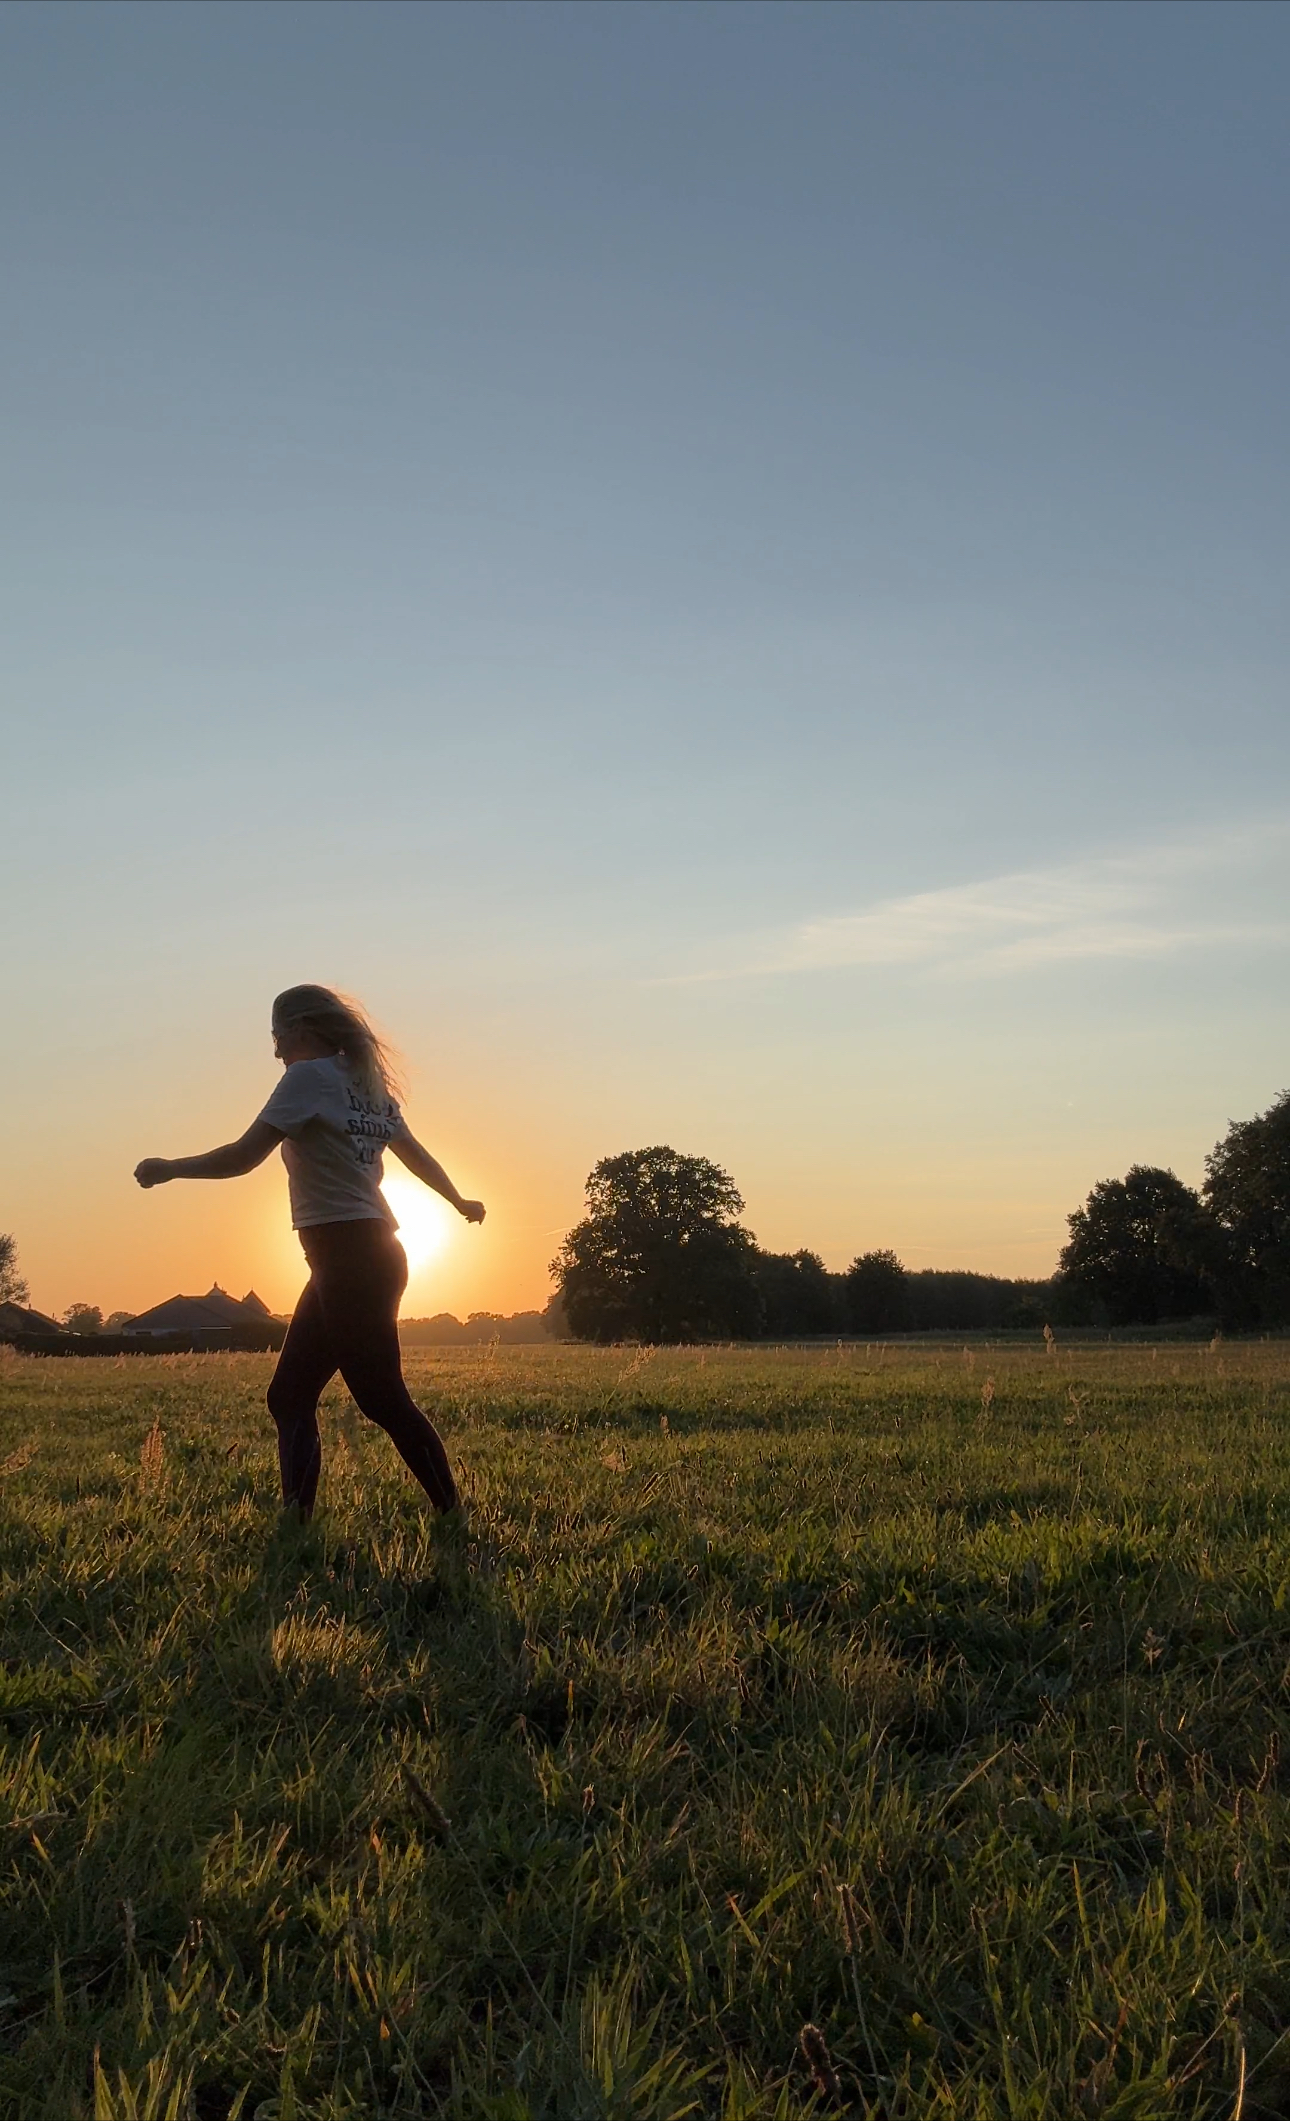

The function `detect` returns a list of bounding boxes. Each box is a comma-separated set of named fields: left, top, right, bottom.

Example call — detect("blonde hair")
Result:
left=271, top=984, right=404, bottom=1103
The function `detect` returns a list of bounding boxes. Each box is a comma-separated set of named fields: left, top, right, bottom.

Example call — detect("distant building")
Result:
left=0, top=1301, right=65, bottom=1341
left=123, top=1286, right=279, bottom=1342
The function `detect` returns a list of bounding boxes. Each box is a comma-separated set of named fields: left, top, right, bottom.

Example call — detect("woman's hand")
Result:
left=134, top=1158, right=174, bottom=1189
left=459, top=1199, right=486, bottom=1224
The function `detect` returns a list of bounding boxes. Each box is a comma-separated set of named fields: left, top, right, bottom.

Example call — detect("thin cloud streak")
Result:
left=671, top=821, right=1290, bottom=984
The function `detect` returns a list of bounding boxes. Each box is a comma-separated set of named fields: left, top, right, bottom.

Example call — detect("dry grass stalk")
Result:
left=3, top=1809, right=61, bottom=1839
left=981, top=1376, right=995, bottom=1412
left=1076, top=2000, right=1128, bottom=2112
left=1231, top=2035, right=1247, bottom=2121
left=838, top=1882, right=881, bottom=2083
left=401, top=1763, right=452, bottom=1839
left=1256, top=1733, right=1280, bottom=1794
left=0, top=1444, right=35, bottom=1477
left=514, top=1639, right=535, bottom=1698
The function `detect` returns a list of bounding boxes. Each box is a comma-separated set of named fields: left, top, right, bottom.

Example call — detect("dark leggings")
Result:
left=266, top=1218, right=459, bottom=1519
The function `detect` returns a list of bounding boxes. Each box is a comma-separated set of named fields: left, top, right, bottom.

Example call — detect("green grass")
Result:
left=3, top=1338, right=1290, bottom=2119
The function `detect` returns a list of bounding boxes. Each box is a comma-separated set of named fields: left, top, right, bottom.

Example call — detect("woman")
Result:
left=135, top=984, right=484, bottom=1524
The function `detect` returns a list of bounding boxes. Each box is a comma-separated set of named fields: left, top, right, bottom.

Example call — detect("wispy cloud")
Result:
left=673, top=820, right=1290, bottom=983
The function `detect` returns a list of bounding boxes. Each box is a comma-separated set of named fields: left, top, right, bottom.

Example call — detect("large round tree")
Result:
left=1204, top=1089, right=1290, bottom=1324
left=552, top=1146, right=760, bottom=1343
left=1058, top=1165, right=1215, bottom=1326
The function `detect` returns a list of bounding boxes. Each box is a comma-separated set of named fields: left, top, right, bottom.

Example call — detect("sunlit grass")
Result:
left=2, top=1339, right=1290, bottom=2117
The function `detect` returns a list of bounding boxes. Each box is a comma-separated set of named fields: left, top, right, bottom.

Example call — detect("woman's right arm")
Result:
left=387, top=1130, right=486, bottom=1222
left=135, top=1119, right=283, bottom=1188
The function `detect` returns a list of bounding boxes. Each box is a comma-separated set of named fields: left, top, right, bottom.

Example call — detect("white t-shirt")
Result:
left=257, top=1056, right=410, bottom=1230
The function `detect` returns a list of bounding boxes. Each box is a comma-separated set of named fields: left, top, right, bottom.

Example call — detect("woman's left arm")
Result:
left=388, top=1131, right=486, bottom=1223
left=135, top=1119, right=284, bottom=1188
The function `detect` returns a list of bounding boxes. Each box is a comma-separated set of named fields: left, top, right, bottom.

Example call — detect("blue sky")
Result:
left=3, top=1, right=1288, bottom=1316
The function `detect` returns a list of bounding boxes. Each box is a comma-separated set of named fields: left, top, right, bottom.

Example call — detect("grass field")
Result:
left=3, top=1339, right=1290, bottom=2120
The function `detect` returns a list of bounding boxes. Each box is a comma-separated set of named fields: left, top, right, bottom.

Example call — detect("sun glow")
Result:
left=380, top=1170, right=454, bottom=1274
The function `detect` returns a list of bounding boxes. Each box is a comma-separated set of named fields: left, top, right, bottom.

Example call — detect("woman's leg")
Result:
left=339, top=1340, right=461, bottom=1512
left=309, top=1224, right=461, bottom=1513
left=265, top=1279, right=336, bottom=1518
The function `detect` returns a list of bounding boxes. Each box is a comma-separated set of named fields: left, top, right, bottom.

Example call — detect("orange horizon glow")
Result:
left=4, top=986, right=1250, bottom=1330
left=10, top=1140, right=1106, bottom=1327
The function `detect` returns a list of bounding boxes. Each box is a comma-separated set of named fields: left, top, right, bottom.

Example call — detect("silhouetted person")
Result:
left=135, top=984, right=484, bottom=1525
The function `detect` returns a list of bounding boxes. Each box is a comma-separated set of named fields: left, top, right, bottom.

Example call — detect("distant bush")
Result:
left=752, top=1250, right=840, bottom=1338
left=905, top=1270, right=1052, bottom=1333
left=62, top=1303, right=105, bottom=1335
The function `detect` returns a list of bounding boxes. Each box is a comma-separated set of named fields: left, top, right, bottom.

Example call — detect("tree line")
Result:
left=550, top=1092, right=1290, bottom=1342
left=549, top=1146, right=1051, bottom=1343
left=399, top=1310, right=553, bottom=1345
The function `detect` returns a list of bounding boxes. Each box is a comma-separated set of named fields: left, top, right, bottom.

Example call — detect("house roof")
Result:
left=124, top=1285, right=277, bottom=1334
left=0, top=1301, right=65, bottom=1337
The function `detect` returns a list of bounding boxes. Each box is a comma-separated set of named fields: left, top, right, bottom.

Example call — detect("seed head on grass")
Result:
left=838, top=1880, right=865, bottom=1960
left=800, top=2023, right=841, bottom=2101
left=139, top=1420, right=165, bottom=1482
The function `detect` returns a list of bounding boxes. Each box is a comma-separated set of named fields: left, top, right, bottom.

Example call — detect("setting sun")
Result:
left=380, top=1170, right=455, bottom=1273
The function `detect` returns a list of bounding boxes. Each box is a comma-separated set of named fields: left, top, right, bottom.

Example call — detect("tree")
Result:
left=552, top=1146, right=761, bottom=1343
left=844, top=1251, right=911, bottom=1334
left=752, top=1249, right=840, bottom=1338
left=104, top=1311, right=136, bottom=1332
left=63, top=1304, right=104, bottom=1335
left=542, top=1288, right=569, bottom=1339
left=0, top=1234, right=29, bottom=1307
left=1203, top=1090, right=1290, bottom=1324
left=1058, top=1166, right=1216, bottom=1326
